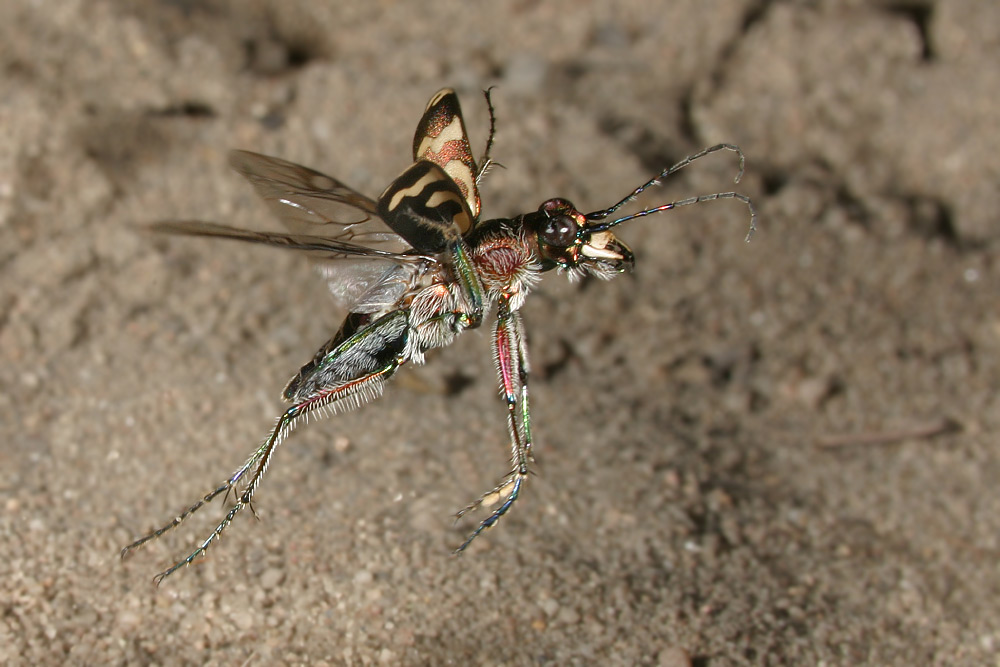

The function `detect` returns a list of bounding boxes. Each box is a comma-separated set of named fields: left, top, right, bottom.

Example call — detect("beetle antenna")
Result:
left=585, top=143, right=755, bottom=241
left=476, top=87, right=499, bottom=184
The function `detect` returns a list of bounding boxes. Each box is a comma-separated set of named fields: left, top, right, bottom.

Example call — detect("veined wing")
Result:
left=151, top=221, right=434, bottom=313
left=224, top=150, right=433, bottom=312
left=228, top=149, right=411, bottom=255
left=149, top=220, right=428, bottom=260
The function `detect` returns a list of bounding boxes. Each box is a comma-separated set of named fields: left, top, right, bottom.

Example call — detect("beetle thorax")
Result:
left=470, top=219, right=541, bottom=309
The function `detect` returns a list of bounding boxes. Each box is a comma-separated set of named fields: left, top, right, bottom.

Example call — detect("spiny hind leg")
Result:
left=120, top=416, right=295, bottom=561
left=122, top=361, right=401, bottom=584
left=122, top=310, right=410, bottom=583
left=126, top=406, right=297, bottom=584
left=120, top=481, right=233, bottom=557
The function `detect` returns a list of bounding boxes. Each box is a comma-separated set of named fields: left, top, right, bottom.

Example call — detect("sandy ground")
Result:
left=2, top=0, right=999, bottom=664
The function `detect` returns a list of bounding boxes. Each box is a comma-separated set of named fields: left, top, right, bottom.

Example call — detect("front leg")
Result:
left=455, top=292, right=532, bottom=551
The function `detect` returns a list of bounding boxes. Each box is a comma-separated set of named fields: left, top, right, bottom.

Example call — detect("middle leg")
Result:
left=455, top=293, right=533, bottom=551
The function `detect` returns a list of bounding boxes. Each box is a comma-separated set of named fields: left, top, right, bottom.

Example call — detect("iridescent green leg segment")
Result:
left=454, top=293, right=532, bottom=552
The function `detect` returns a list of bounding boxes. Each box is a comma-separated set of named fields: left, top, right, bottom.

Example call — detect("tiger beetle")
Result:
left=122, top=87, right=757, bottom=584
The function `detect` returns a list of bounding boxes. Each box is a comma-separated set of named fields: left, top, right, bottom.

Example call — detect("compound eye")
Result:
left=540, top=214, right=578, bottom=247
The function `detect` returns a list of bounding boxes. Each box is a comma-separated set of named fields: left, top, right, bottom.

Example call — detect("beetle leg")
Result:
left=454, top=293, right=532, bottom=551
left=122, top=311, right=409, bottom=584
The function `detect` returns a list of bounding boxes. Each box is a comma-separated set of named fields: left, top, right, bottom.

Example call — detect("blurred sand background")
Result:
left=1, top=1, right=999, bottom=664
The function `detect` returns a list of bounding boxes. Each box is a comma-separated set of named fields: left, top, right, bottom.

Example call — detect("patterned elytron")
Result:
left=122, top=88, right=757, bottom=583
